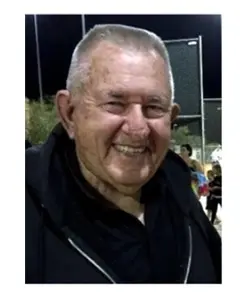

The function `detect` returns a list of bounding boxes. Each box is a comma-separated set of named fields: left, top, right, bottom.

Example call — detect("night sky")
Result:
left=25, top=14, right=221, bottom=100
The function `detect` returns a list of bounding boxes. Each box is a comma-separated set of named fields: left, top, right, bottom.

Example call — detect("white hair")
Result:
left=66, top=24, right=175, bottom=102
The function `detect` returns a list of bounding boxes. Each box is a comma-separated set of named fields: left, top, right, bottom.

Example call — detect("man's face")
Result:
left=71, top=42, right=176, bottom=193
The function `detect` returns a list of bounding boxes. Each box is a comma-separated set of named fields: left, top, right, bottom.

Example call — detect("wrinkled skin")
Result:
left=56, top=41, right=179, bottom=196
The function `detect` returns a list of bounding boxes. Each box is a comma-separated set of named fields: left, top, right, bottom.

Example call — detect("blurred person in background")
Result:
left=180, top=144, right=208, bottom=199
left=205, top=170, right=215, bottom=220
left=210, top=164, right=222, bottom=225
left=180, top=144, right=203, bottom=173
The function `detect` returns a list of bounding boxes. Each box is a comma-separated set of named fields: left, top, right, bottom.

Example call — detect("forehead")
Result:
left=87, top=42, right=170, bottom=96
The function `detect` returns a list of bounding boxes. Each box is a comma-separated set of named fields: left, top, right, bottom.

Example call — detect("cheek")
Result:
left=74, top=107, right=123, bottom=152
left=73, top=108, right=92, bottom=143
left=149, top=118, right=171, bottom=149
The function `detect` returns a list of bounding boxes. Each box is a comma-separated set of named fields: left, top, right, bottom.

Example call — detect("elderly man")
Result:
left=26, top=24, right=221, bottom=283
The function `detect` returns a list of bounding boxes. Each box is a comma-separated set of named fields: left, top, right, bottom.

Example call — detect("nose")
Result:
left=122, top=104, right=150, bottom=139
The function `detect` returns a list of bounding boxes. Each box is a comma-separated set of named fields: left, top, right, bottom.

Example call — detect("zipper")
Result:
left=69, top=225, right=193, bottom=285
left=66, top=217, right=192, bottom=284
left=30, top=185, right=116, bottom=284
left=68, top=237, right=116, bottom=283
left=183, top=225, right=193, bottom=283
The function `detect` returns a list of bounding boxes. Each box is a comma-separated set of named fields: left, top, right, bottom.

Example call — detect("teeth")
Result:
left=114, top=145, right=146, bottom=155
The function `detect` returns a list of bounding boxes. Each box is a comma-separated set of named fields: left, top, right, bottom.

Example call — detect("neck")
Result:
left=77, top=158, right=144, bottom=218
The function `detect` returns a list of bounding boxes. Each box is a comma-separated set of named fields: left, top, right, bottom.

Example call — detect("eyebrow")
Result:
left=104, top=88, right=171, bottom=103
left=107, top=90, right=125, bottom=97
left=146, top=95, right=169, bottom=102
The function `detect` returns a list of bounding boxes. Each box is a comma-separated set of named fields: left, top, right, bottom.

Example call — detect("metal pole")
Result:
left=177, top=114, right=202, bottom=119
left=164, top=37, right=199, bottom=44
left=34, top=14, right=43, bottom=102
left=198, top=35, right=205, bottom=166
left=81, top=15, right=86, bottom=37
left=204, top=98, right=222, bottom=102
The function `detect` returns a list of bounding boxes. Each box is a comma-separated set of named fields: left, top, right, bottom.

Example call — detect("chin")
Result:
left=108, top=167, right=153, bottom=188
left=111, top=177, right=146, bottom=195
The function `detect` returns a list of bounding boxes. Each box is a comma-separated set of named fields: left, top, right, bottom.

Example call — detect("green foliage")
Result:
left=171, top=126, right=202, bottom=146
left=25, top=100, right=58, bottom=145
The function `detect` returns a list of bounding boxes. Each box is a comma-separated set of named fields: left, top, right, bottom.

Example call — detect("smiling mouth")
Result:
left=112, top=144, right=148, bottom=156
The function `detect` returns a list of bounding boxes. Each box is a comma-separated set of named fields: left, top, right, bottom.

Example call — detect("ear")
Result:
left=55, top=90, right=75, bottom=139
left=170, top=103, right=180, bottom=123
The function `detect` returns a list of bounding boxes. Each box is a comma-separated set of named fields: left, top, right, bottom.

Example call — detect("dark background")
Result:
left=204, top=100, right=221, bottom=143
left=25, top=14, right=221, bottom=100
left=165, top=40, right=201, bottom=116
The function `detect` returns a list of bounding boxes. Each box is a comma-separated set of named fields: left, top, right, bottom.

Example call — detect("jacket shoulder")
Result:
left=26, top=145, right=43, bottom=186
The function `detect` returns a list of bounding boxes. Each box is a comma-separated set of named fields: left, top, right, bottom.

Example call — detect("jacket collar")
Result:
left=33, top=123, right=193, bottom=224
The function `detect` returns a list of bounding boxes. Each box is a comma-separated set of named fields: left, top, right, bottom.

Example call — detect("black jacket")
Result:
left=25, top=139, right=32, bottom=149
left=25, top=124, right=221, bottom=284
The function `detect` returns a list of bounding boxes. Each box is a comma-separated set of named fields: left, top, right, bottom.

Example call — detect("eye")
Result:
left=102, top=101, right=125, bottom=114
left=145, top=105, right=165, bottom=118
left=108, top=101, right=124, bottom=106
left=148, top=105, right=163, bottom=111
